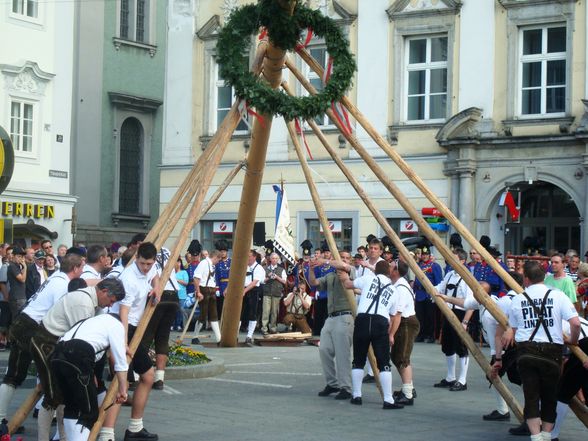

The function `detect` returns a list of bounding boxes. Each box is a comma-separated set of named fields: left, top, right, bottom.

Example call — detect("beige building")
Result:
left=160, top=0, right=588, bottom=257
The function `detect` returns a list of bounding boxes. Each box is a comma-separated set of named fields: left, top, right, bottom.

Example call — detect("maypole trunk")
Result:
left=220, top=0, right=298, bottom=347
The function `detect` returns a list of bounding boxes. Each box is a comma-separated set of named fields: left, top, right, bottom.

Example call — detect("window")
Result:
left=519, top=25, right=566, bottom=116
left=405, top=35, right=448, bottom=121
left=213, top=61, right=248, bottom=133
left=119, top=118, right=143, bottom=214
left=306, top=219, right=353, bottom=252
left=304, top=46, right=333, bottom=127
left=10, top=100, right=34, bottom=154
left=12, top=0, right=38, bottom=18
left=119, top=0, right=150, bottom=43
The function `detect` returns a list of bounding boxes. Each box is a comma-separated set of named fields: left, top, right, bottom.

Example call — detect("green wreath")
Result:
left=216, top=0, right=356, bottom=121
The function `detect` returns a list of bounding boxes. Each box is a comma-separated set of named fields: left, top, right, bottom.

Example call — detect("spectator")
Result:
left=261, top=252, right=286, bottom=335
left=26, top=250, right=47, bottom=299
left=174, top=258, right=189, bottom=331
left=56, top=244, right=67, bottom=264
left=545, top=253, right=577, bottom=305
left=7, top=247, right=27, bottom=318
left=564, top=253, right=580, bottom=282
left=45, top=254, right=58, bottom=277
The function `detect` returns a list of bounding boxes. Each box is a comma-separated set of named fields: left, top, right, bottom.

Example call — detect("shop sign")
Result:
left=319, top=220, right=342, bottom=233
left=1, top=201, right=55, bottom=219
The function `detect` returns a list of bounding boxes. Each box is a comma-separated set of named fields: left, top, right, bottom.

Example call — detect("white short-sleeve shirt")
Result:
left=354, top=274, right=397, bottom=320
left=61, top=314, right=128, bottom=371
left=23, top=272, right=70, bottom=323
left=245, top=262, right=264, bottom=288
left=509, top=283, right=578, bottom=344
left=194, top=258, right=216, bottom=288
left=393, top=277, right=416, bottom=318
left=110, top=262, right=157, bottom=327
left=436, top=270, right=471, bottom=311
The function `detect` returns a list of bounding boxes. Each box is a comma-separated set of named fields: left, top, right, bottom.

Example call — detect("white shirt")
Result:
left=393, top=277, right=416, bottom=318
left=111, top=262, right=157, bottom=327
left=155, top=248, right=178, bottom=291
left=42, top=287, right=99, bottom=337
left=23, top=272, right=70, bottom=323
left=60, top=314, right=128, bottom=372
left=245, top=262, right=264, bottom=288
left=80, top=264, right=102, bottom=281
left=36, top=263, right=47, bottom=285
left=357, top=257, right=384, bottom=278
left=436, top=270, right=471, bottom=311
left=509, top=283, right=578, bottom=344
left=353, top=274, right=397, bottom=320
left=464, top=290, right=516, bottom=323
left=562, top=316, right=588, bottom=339
left=194, top=257, right=216, bottom=288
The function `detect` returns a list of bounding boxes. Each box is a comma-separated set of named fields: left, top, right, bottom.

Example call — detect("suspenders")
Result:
left=520, top=289, right=553, bottom=343
left=446, top=277, right=462, bottom=309
left=366, top=277, right=391, bottom=316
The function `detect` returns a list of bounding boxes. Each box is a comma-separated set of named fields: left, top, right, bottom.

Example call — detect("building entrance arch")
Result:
left=504, top=181, right=580, bottom=254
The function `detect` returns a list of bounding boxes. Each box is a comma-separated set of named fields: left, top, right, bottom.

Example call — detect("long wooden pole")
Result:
left=220, top=0, right=297, bottom=347
left=291, top=50, right=588, bottom=371
left=283, top=82, right=523, bottom=420
left=177, top=160, right=246, bottom=341
left=285, top=116, right=383, bottom=398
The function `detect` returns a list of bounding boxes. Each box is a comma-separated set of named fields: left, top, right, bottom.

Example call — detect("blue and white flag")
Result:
left=272, top=185, right=296, bottom=265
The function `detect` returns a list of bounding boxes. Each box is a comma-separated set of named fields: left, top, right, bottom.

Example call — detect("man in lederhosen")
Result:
left=51, top=313, right=129, bottom=441
left=340, top=260, right=404, bottom=410
left=214, top=240, right=231, bottom=320
left=495, top=261, right=580, bottom=441
left=434, top=248, right=473, bottom=392
left=34, top=278, right=125, bottom=440
left=242, top=250, right=265, bottom=346
left=194, top=250, right=221, bottom=342
left=389, top=259, right=420, bottom=405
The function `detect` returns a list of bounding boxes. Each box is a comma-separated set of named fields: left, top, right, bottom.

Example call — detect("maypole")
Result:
left=220, top=0, right=298, bottom=346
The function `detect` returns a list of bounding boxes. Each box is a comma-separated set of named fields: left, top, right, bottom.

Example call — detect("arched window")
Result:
left=119, top=117, right=143, bottom=214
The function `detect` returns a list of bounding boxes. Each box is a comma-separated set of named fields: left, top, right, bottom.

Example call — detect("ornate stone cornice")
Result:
left=0, top=61, right=54, bottom=96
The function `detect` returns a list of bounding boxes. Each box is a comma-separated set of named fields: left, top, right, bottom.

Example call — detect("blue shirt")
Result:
left=414, top=260, right=443, bottom=302
left=215, top=258, right=231, bottom=296
left=314, top=263, right=335, bottom=300
left=473, top=260, right=509, bottom=297
left=176, top=270, right=189, bottom=300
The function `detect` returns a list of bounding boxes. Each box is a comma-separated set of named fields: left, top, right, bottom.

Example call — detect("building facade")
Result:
left=160, top=0, right=588, bottom=257
left=71, top=0, right=166, bottom=246
left=0, top=0, right=76, bottom=247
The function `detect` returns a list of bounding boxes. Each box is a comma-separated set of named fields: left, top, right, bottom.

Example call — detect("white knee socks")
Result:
left=37, top=406, right=54, bottom=441
left=211, top=321, right=221, bottom=342
left=458, top=356, right=469, bottom=384
left=0, top=383, right=16, bottom=420
left=379, top=371, right=393, bottom=403
left=351, top=369, right=364, bottom=398
left=446, top=355, right=457, bottom=382
left=492, top=387, right=509, bottom=414
left=247, top=321, right=257, bottom=338
left=64, top=418, right=90, bottom=441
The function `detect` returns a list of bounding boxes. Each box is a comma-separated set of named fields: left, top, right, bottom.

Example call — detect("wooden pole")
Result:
left=289, top=52, right=588, bottom=373
left=285, top=115, right=383, bottom=398
left=570, top=397, right=588, bottom=427
left=220, top=0, right=297, bottom=347
left=282, top=81, right=523, bottom=420
left=177, top=160, right=246, bottom=341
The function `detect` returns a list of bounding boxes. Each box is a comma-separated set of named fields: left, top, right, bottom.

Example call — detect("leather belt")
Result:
left=328, top=311, right=352, bottom=318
